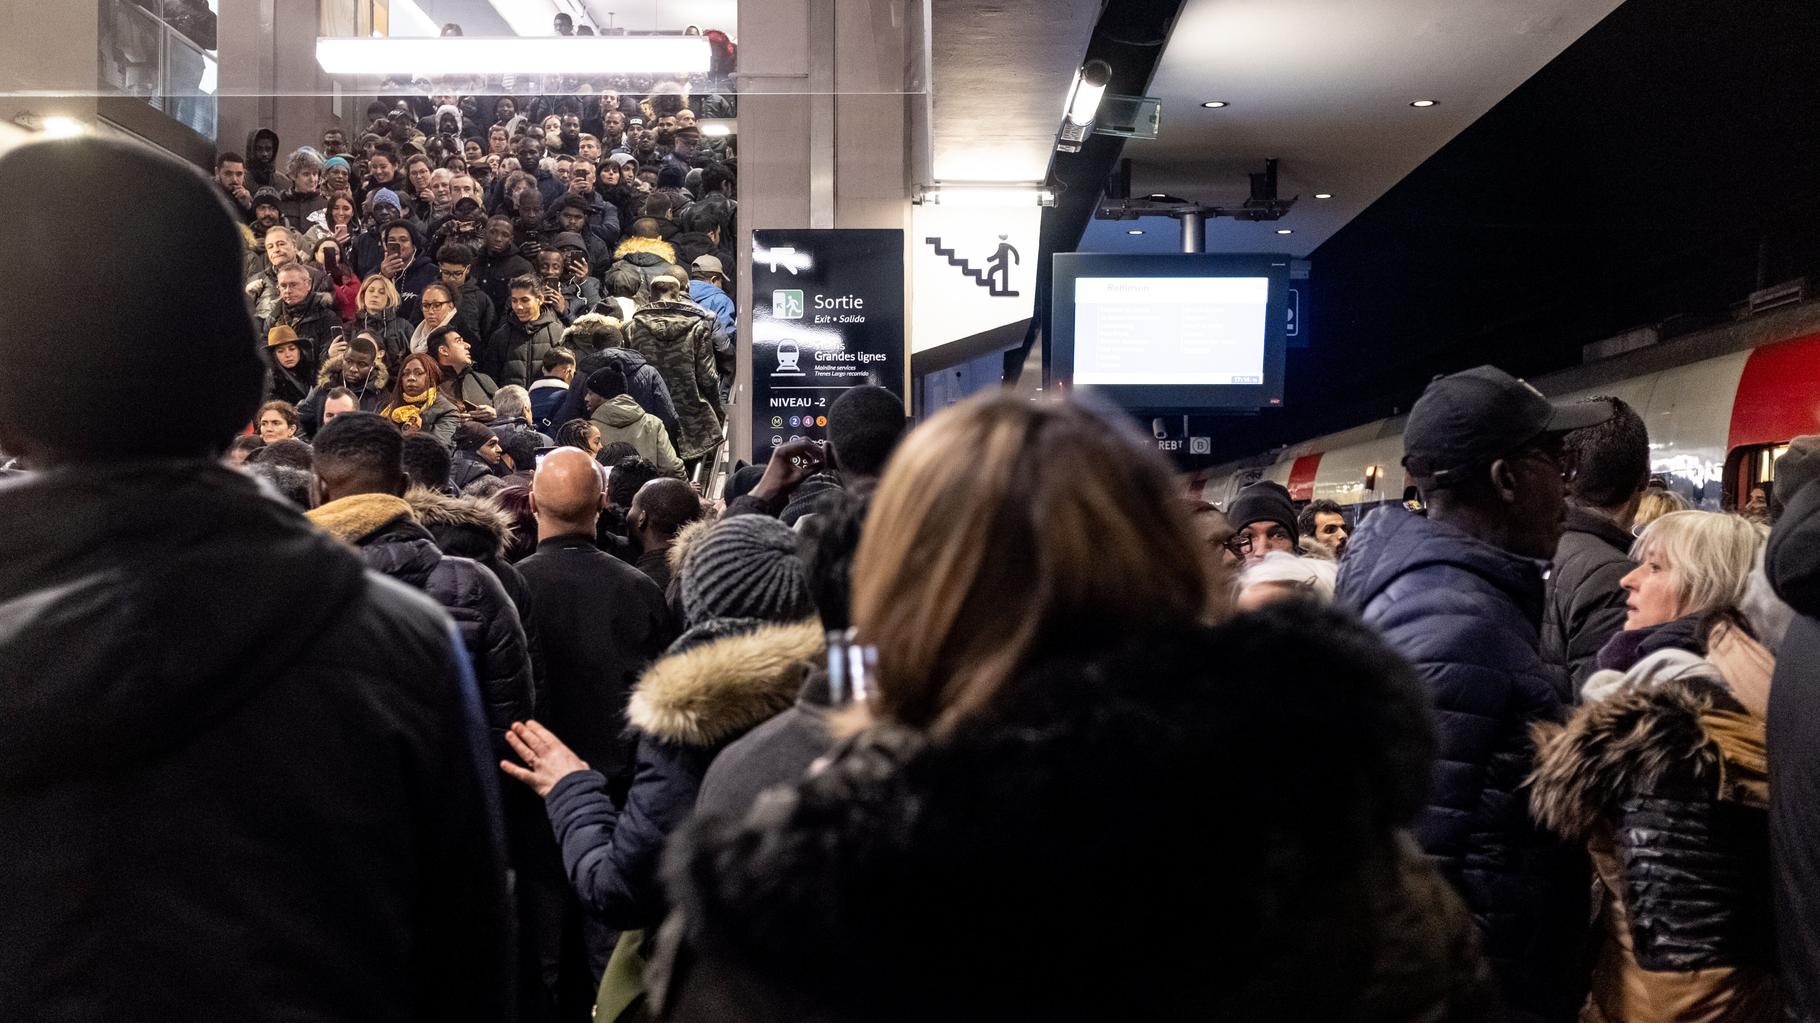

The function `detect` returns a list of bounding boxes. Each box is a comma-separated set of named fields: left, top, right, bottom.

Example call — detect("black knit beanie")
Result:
left=587, top=364, right=629, bottom=400
left=680, top=515, right=816, bottom=629
left=1227, top=481, right=1300, bottom=541
left=0, top=137, right=261, bottom=458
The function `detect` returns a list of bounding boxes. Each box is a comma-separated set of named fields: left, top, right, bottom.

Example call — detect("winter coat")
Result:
left=452, top=449, right=507, bottom=492
left=552, top=347, right=681, bottom=444
left=612, top=240, right=677, bottom=290
left=626, top=300, right=725, bottom=459
left=295, top=353, right=390, bottom=437
left=0, top=462, right=511, bottom=1021
left=443, top=364, right=499, bottom=408
left=489, top=307, right=566, bottom=390
left=264, top=347, right=315, bottom=406
left=264, top=291, right=342, bottom=363
left=657, top=607, right=1492, bottom=1023
left=689, top=277, right=736, bottom=335
left=694, top=669, right=833, bottom=820
left=591, top=393, right=683, bottom=477
left=1766, top=482, right=1820, bottom=1018
left=276, top=188, right=327, bottom=231
left=324, top=268, right=361, bottom=323
left=306, top=493, right=533, bottom=759
left=543, top=619, right=821, bottom=930
left=474, top=249, right=534, bottom=313
left=1336, top=506, right=1581, bottom=1020
left=1532, top=661, right=1780, bottom=1022
left=454, top=280, right=498, bottom=351
left=391, top=256, right=440, bottom=322
left=378, top=391, right=461, bottom=450
left=1542, top=507, right=1638, bottom=701
left=352, top=307, right=415, bottom=373
left=514, top=533, right=674, bottom=785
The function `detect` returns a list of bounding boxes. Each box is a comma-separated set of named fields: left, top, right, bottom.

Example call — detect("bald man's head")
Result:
left=532, top=447, right=606, bottom=532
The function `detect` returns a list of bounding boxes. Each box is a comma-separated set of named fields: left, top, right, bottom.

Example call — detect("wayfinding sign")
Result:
left=750, top=229, right=905, bottom=462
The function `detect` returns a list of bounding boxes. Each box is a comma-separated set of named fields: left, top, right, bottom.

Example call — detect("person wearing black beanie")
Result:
left=0, top=137, right=512, bottom=1020
left=1227, top=481, right=1300, bottom=564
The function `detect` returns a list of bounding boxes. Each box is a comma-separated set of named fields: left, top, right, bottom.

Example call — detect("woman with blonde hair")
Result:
left=1632, top=485, right=1694, bottom=534
left=352, top=273, right=412, bottom=372
left=1531, top=509, right=1781, bottom=1021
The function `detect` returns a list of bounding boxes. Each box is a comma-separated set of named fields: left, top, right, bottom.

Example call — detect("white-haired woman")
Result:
left=1530, top=510, right=1780, bottom=1021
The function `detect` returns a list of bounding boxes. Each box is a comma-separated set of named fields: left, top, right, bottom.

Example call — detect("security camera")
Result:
left=1152, top=417, right=1169, bottom=440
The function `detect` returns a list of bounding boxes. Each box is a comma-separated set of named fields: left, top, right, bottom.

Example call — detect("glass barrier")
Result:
left=99, top=0, right=218, bottom=138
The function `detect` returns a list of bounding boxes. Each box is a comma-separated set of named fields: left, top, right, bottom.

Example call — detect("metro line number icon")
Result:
left=773, top=290, right=805, bottom=319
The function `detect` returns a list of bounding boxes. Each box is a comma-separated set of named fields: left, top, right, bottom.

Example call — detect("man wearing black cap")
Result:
left=1225, top=480, right=1300, bottom=565
left=1336, top=365, right=1609, bottom=1022
left=0, top=136, right=511, bottom=1019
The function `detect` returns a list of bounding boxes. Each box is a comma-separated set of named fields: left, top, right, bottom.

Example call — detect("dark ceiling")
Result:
left=1200, top=0, right=1820, bottom=462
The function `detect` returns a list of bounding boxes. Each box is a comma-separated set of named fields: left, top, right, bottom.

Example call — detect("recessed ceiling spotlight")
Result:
left=1409, top=99, right=1438, bottom=108
left=1127, top=229, right=1145, bottom=235
left=1313, top=192, right=1333, bottom=199
left=1200, top=100, right=1228, bottom=108
left=1276, top=228, right=1293, bottom=235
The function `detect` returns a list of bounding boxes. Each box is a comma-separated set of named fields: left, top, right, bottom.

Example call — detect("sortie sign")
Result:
left=749, top=229, right=905, bottom=463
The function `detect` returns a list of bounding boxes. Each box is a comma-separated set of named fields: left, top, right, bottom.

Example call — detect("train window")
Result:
left=1723, top=442, right=1789, bottom=513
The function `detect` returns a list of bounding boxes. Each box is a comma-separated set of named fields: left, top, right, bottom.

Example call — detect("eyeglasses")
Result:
left=1221, top=533, right=1253, bottom=557
left=422, top=299, right=453, bottom=310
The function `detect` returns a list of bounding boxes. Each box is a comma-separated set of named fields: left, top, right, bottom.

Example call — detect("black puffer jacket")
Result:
left=543, top=618, right=822, bottom=930
left=1540, top=507, right=1637, bottom=701
left=1532, top=668, right=1778, bottom=1019
left=488, top=306, right=565, bottom=390
left=0, top=463, right=511, bottom=1021
left=1336, top=506, right=1581, bottom=1021
left=307, top=493, right=533, bottom=757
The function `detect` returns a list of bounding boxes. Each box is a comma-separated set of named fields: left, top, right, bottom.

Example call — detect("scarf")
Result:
left=385, top=386, right=436, bottom=429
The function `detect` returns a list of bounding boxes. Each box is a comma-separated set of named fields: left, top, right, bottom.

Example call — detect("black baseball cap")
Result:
left=1402, top=366, right=1613, bottom=488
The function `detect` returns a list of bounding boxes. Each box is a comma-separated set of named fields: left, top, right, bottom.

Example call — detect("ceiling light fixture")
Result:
left=699, top=122, right=732, bottom=138
left=1313, top=192, right=1333, bottom=199
left=1200, top=100, right=1228, bottom=109
left=915, top=183, right=1057, bottom=207
left=314, top=35, right=711, bottom=76
left=1276, top=228, right=1293, bottom=235
left=1409, top=99, right=1438, bottom=108
left=11, top=111, right=86, bottom=137
left=1127, top=229, right=1145, bottom=235
left=1056, top=59, right=1113, bottom=153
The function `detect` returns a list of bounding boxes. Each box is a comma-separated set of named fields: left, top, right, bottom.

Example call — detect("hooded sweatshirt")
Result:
left=0, top=462, right=511, bottom=1020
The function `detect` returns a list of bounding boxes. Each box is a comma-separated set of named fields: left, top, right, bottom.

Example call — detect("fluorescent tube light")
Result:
left=314, top=35, right=711, bottom=76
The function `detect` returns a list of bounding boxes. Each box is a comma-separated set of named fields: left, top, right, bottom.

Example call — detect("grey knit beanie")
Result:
left=680, top=515, right=816, bottom=628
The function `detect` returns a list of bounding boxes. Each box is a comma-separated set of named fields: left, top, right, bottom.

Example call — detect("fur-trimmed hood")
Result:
left=667, top=513, right=718, bottom=576
left=404, top=487, right=515, bottom=561
left=613, top=235, right=677, bottom=264
left=627, top=619, right=823, bottom=747
left=1530, top=674, right=1768, bottom=842
left=305, top=493, right=416, bottom=545
left=315, top=352, right=390, bottom=390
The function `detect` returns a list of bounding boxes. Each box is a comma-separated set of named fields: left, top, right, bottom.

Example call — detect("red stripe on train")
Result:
left=1287, top=453, right=1322, bottom=502
left=1728, top=331, right=1820, bottom=451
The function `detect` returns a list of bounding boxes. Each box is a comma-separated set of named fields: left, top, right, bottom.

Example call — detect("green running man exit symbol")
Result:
left=773, top=290, right=805, bottom=319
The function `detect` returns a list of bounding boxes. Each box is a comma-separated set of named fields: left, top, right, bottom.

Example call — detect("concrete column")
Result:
left=218, top=0, right=337, bottom=158
left=733, top=0, right=917, bottom=460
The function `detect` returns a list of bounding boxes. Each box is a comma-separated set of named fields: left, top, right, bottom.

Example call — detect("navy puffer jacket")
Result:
left=542, top=618, right=821, bottom=930
left=1336, top=506, right=1580, bottom=1021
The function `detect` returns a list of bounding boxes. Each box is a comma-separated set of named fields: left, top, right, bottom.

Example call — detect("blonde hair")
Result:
left=1633, top=487, right=1693, bottom=532
left=358, top=273, right=400, bottom=312
left=1630, top=510, right=1767, bottom=620
left=850, top=394, right=1220, bottom=734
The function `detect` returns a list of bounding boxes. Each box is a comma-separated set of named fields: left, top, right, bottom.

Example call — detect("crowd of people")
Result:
left=216, top=74, right=738, bottom=485
left=7, top=133, right=1820, bottom=1023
